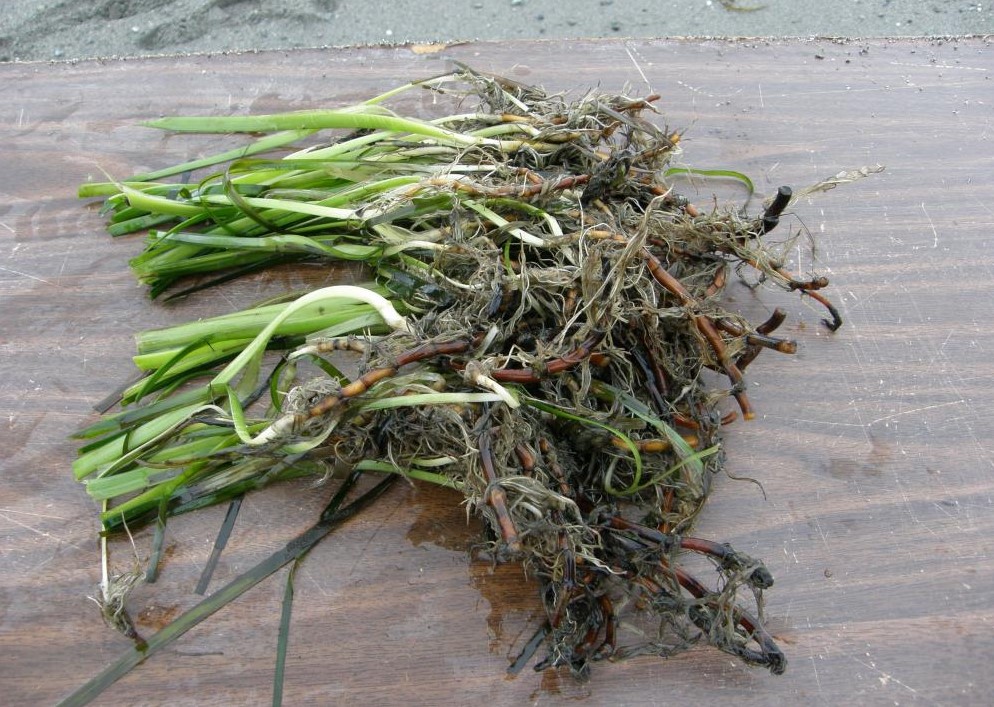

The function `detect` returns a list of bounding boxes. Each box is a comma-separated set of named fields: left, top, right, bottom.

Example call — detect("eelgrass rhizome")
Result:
left=69, top=66, right=877, bottom=701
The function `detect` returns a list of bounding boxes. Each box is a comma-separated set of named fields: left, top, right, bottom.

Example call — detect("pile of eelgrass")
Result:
left=73, top=66, right=875, bottom=693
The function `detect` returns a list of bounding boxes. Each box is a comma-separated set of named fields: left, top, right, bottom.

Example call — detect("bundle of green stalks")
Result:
left=73, top=66, right=869, bottom=692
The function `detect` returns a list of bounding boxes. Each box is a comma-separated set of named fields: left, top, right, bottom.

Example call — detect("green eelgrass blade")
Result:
left=226, top=385, right=252, bottom=444
left=75, top=387, right=211, bottom=442
left=145, top=500, right=169, bottom=583
left=354, top=459, right=461, bottom=490
left=81, top=286, right=405, bottom=496
left=195, top=497, right=243, bottom=595
left=170, top=457, right=320, bottom=519
left=119, top=184, right=204, bottom=218
left=136, top=292, right=388, bottom=355
left=133, top=130, right=317, bottom=182
left=129, top=336, right=214, bottom=402
left=637, top=446, right=721, bottom=493
left=114, top=173, right=423, bottom=296
left=98, top=457, right=284, bottom=532
left=269, top=357, right=294, bottom=411
left=589, top=381, right=720, bottom=502
left=664, top=167, right=755, bottom=198
left=143, top=253, right=280, bottom=297
left=97, top=455, right=247, bottom=517
left=594, top=381, right=707, bottom=479
left=84, top=465, right=184, bottom=502
left=161, top=256, right=301, bottom=301
left=76, top=130, right=315, bottom=198
left=108, top=213, right=176, bottom=236
left=74, top=401, right=209, bottom=480
left=143, top=107, right=482, bottom=147
left=207, top=286, right=401, bottom=392
left=127, top=340, right=257, bottom=403
left=293, top=353, right=347, bottom=386
left=159, top=232, right=381, bottom=261
left=57, top=470, right=396, bottom=707
left=362, top=72, right=454, bottom=105
left=508, top=625, right=549, bottom=676
left=195, top=193, right=357, bottom=220
left=77, top=295, right=395, bottom=451
left=273, top=557, right=301, bottom=707
left=79, top=181, right=186, bottom=199
left=523, top=396, right=643, bottom=496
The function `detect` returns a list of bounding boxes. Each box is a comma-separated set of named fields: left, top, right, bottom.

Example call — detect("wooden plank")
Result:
left=1, top=37, right=992, bottom=705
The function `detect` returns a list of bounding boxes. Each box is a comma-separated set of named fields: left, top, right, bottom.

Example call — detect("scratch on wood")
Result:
left=809, top=655, right=824, bottom=697
left=0, top=507, right=69, bottom=521
left=920, top=202, right=938, bottom=249
left=868, top=399, right=965, bottom=427
left=0, top=511, right=84, bottom=550
left=889, top=61, right=989, bottom=72
left=842, top=651, right=934, bottom=703
left=623, top=43, right=652, bottom=92
left=0, top=265, right=59, bottom=287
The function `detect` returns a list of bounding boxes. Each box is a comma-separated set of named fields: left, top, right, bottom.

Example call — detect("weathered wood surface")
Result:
left=1, top=37, right=992, bottom=705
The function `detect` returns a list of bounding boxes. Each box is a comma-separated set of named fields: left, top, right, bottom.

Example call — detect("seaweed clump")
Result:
left=74, top=66, right=868, bottom=682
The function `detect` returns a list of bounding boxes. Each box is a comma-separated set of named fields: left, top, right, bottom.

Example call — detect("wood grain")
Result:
left=1, top=37, right=992, bottom=705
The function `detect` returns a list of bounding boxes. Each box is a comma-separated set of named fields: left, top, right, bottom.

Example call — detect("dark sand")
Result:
left=2, top=0, right=992, bottom=63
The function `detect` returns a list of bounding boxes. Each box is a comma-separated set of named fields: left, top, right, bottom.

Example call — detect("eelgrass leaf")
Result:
left=145, top=500, right=169, bottom=583
left=664, top=167, right=756, bottom=198
left=144, top=107, right=482, bottom=148
left=132, top=129, right=317, bottom=182
left=592, top=381, right=708, bottom=480
left=195, top=497, right=243, bottom=595
left=129, top=336, right=214, bottom=403
left=161, top=255, right=302, bottom=301
left=107, top=213, right=176, bottom=237
left=57, top=470, right=396, bottom=707
left=74, top=402, right=210, bottom=480
left=291, top=353, right=347, bottom=386
left=523, top=397, right=643, bottom=496
left=159, top=231, right=381, bottom=261
left=84, top=466, right=181, bottom=501
left=631, top=445, right=722, bottom=494
left=226, top=385, right=253, bottom=444
left=355, top=459, right=462, bottom=490
left=121, top=184, right=204, bottom=218
left=273, top=558, right=300, bottom=707
left=136, top=296, right=387, bottom=356
left=74, top=387, right=212, bottom=443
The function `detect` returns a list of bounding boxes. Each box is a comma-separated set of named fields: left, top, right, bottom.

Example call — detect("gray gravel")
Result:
left=1, top=0, right=992, bottom=63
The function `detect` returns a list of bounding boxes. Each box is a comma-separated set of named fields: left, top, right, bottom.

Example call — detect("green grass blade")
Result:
left=132, top=130, right=317, bottom=182
left=160, top=232, right=381, bottom=261
left=195, top=497, right=243, bottom=595
left=354, top=459, right=462, bottom=489
left=523, top=397, right=643, bottom=496
left=56, top=471, right=396, bottom=707
left=226, top=385, right=253, bottom=444
left=145, top=108, right=480, bottom=147
left=664, top=167, right=755, bottom=197
left=73, top=402, right=208, bottom=480
left=146, top=500, right=169, bottom=582
left=136, top=296, right=385, bottom=355
left=273, top=559, right=300, bottom=707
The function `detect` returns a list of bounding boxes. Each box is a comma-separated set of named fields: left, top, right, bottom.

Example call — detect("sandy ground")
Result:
left=1, top=0, right=992, bottom=62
